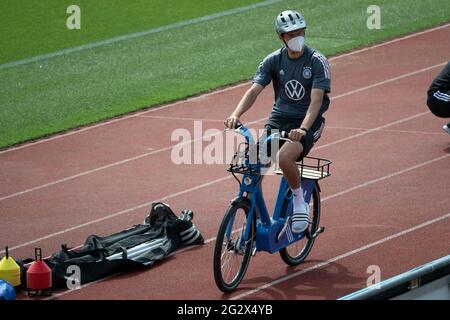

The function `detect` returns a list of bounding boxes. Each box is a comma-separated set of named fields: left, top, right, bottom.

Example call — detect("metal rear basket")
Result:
left=273, top=156, right=332, bottom=180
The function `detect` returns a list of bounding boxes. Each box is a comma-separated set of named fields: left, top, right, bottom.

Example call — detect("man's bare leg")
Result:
left=278, top=142, right=309, bottom=233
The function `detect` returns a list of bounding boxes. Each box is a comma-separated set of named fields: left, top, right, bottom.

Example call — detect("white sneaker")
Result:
left=291, top=204, right=309, bottom=234
left=443, top=124, right=450, bottom=135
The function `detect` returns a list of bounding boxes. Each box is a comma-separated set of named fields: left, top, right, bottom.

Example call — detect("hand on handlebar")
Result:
left=288, top=128, right=307, bottom=142
left=224, top=115, right=241, bottom=129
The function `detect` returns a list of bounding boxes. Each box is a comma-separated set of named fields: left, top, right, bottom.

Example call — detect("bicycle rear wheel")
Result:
left=213, top=199, right=256, bottom=293
left=279, top=182, right=321, bottom=266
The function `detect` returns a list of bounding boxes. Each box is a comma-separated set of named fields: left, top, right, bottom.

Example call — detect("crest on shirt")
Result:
left=279, top=69, right=285, bottom=76
left=302, top=66, right=312, bottom=79
left=285, top=80, right=305, bottom=101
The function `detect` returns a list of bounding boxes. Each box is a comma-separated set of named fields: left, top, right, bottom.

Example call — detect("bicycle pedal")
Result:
left=310, top=226, right=325, bottom=239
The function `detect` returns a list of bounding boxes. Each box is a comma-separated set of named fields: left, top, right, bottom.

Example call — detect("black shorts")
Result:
left=427, top=91, right=450, bottom=118
left=259, top=116, right=325, bottom=161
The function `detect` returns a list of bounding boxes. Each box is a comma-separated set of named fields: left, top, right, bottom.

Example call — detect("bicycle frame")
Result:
left=227, top=125, right=318, bottom=254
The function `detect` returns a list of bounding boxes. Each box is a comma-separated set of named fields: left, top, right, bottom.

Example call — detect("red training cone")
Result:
left=26, top=248, right=52, bottom=297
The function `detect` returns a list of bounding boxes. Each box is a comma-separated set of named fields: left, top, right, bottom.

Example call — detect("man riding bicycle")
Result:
left=224, top=10, right=331, bottom=234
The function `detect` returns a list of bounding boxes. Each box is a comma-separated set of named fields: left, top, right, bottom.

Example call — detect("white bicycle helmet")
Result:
left=275, top=10, right=307, bottom=35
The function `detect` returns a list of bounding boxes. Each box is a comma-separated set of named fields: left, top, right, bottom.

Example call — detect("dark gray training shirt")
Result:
left=253, top=46, right=331, bottom=125
left=428, top=60, right=450, bottom=94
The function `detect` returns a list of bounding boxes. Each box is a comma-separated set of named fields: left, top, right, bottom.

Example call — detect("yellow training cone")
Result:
left=0, top=246, right=21, bottom=287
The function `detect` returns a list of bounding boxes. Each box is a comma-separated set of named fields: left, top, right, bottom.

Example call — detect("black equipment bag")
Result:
left=18, top=202, right=204, bottom=289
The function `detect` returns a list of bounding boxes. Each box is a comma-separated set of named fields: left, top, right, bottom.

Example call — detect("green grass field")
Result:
left=1, top=0, right=449, bottom=149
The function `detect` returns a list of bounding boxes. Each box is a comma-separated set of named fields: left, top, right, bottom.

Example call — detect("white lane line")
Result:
left=0, top=0, right=282, bottom=70
left=1, top=24, right=447, bottom=155
left=44, top=154, right=450, bottom=299
left=138, top=115, right=224, bottom=122
left=0, top=63, right=442, bottom=202
left=327, top=126, right=442, bottom=135
left=328, top=23, right=449, bottom=62
left=230, top=212, right=450, bottom=300
left=379, top=129, right=443, bottom=135
left=331, top=63, right=446, bottom=100
left=45, top=273, right=118, bottom=300
left=327, top=126, right=368, bottom=131
left=315, top=111, right=431, bottom=150
left=321, top=154, right=450, bottom=202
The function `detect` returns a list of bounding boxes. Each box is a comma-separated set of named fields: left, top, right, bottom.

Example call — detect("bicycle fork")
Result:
left=224, top=198, right=256, bottom=255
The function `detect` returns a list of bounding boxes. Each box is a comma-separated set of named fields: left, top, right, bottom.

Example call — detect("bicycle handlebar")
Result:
left=274, top=131, right=293, bottom=143
left=224, top=123, right=293, bottom=144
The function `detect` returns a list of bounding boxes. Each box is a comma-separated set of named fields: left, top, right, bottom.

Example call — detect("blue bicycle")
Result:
left=213, top=124, right=331, bottom=293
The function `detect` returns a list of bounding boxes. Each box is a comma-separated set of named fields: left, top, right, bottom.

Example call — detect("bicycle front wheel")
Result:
left=213, top=199, right=255, bottom=293
left=279, top=182, right=321, bottom=266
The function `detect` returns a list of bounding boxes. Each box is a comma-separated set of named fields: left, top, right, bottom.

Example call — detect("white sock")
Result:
left=292, top=187, right=309, bottom=233
left=292, top=187, right=307, bottom=213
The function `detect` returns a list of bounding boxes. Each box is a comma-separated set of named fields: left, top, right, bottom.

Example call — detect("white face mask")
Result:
left=287, top=36, right=304, bottom=52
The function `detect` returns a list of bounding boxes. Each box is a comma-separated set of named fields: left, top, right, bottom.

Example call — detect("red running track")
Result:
left=1, top=24, right=449, bottom=300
